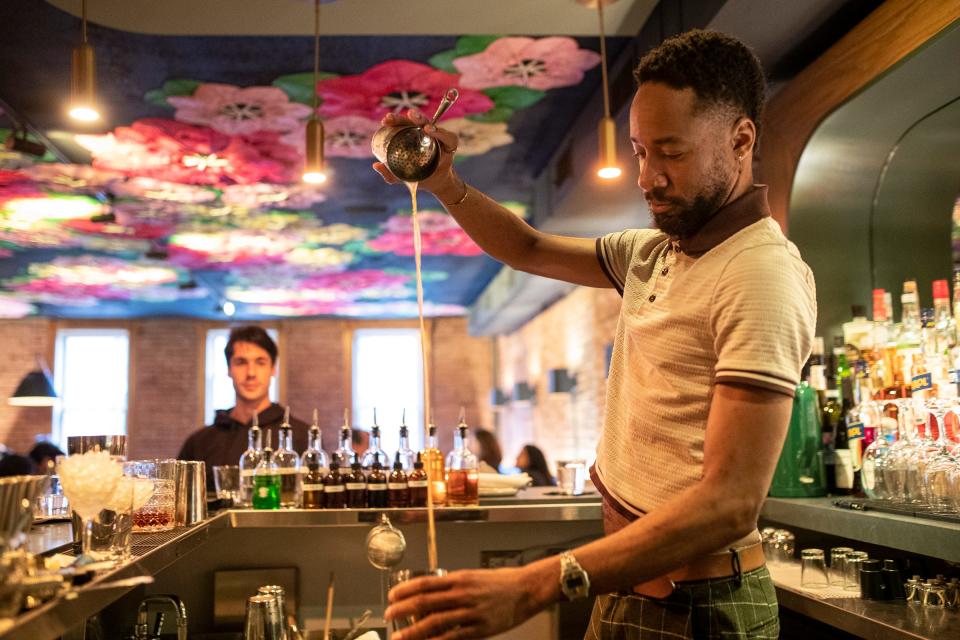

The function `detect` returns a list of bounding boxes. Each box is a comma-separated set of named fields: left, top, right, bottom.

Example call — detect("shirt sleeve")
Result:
left=711, top=242, right=817, bottom=397
left=596, top=230, right=641, bottom=295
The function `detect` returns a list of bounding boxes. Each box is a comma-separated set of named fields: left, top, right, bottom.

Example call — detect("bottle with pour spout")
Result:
left=252, top=430, right=281, bottom=510
left=361, top=408, right=388, bottom=472
left=335, top=408, right=353, bottom=467
left=396, top=409, right=416, bottom=472
left=238, top=413, right=262, bottom=507
left=422, top=417, right=447, bottom=505
left=446, top=407, right=479, bottom=507
left=300, top=409, right=328, bottom=508
left=274, top=406, right=300, bottom=508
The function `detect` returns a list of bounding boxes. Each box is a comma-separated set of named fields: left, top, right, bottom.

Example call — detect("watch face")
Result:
left=567, top=576, right=584, bottom=589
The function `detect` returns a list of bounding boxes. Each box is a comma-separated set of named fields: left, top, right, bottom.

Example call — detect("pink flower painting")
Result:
left=454, top=37, right=600, bottom=90
left=168, top=84, right=312, bottom=136
left=24, top=164, right=125, bottom=194
left=366, top=210, right=483, bottom=256
left=317, top=60, right=493, bottom=120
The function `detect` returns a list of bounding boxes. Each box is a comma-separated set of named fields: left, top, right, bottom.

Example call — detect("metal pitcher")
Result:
left=175, top=461, right=207, bottom=526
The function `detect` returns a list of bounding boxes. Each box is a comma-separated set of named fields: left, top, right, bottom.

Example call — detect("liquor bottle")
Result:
left=833, top=336, right=854, bottom=412
left=843, top=304, right=874, bottom=356
left=932, top=280, right=955, bottom=354
left=301, top=462, right=325, bottom=509
left=274, top=407, right=300, bottom=508
left=322, top=459, right=346, bottom=509
left=366, top=454, right=388, bottom=508
left=408, top=452, right=429, bottom=507
left=252, top=430, right=281, bottom=510
left=335, top=408, right=354, bottom=467
left=898, top=279, right=922, bottom=375
left=239, top=416, right=262, bottom=507
left=422, top=420, right=447, bottom=505
left=396, top=411, right=416, bottom=472
left=361, top=409, right=387, bottom=472
left=301, top=409, right=329, bottom=483
left=808, top=337, right=827, bottom=394
left=446, top=409, right=479, bottom=507
left=388, top=452, right=410, bottom=508
left=345, top=454, right=367, bottom=508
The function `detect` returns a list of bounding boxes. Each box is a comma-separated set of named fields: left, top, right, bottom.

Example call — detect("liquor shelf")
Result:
left=761, top=497, right=960, bottom=563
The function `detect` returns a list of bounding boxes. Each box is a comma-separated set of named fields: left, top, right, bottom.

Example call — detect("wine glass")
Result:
left=924, top=401, right=958, bottom=513
left=57, top=451, right=122, bottom=564
left=884, top=399, right=917, bottom=503
left=862, top=400, right=896, bottom=500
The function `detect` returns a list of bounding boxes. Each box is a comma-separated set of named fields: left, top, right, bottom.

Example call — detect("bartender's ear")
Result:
left=731, top=117, right=755, bottom=159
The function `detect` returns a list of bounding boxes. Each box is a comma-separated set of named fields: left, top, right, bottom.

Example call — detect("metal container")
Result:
left=175, top=461, right=207, bottom=526
left=0, top=475, right=50, bottom=552
left=244, top=594, right=284, bottom=640
left=67, top=435, right=127, bottom=458
left=371, top=88, right=459, bottom=182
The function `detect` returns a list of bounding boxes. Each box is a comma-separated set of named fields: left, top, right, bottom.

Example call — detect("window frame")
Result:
left=51, top=325, right=132, bottom=451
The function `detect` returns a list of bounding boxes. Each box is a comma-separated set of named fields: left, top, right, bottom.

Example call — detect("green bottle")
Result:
left=252, top=430, right=281, bottom=510
left=769, top=381, right=827, bottom=497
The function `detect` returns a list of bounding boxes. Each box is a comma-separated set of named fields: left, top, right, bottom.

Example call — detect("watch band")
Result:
left=559, top=551, right=591, bottom=601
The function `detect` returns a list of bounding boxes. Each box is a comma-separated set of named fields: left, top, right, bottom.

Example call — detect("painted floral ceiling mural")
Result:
left=0, top=0, right=627, bottom=319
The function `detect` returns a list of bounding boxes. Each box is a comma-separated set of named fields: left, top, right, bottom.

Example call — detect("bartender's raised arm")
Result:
left=373, top=110, right=613, bottom=290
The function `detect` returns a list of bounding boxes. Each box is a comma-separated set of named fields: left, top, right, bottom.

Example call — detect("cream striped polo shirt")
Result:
left=593, top=185, right=817, bottom=518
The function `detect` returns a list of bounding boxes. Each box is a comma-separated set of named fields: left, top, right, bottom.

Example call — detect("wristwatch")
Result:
left=559, top=551, right=591, bottom=601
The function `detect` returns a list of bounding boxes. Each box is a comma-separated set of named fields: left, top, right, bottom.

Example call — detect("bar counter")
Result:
left=4, top=493, right=959, bottom=639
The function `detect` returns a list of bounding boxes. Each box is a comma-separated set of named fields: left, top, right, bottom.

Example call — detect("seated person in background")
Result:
left=0, top=452, right=35, bottom=477
left=517, top=445, right=556, bottom=487
left=474, top=428, right=502, bottom=474
left=178, top=326, right=308, bottom=483
left=29, top=441, right=64, bottom=474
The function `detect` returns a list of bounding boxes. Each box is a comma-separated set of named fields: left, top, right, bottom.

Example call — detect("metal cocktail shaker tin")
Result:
left=244, top=594, right=284, bottom=640
left=66, top=435, right=127, bottom=457
left=175, top=461, right=207, bottom=526
left=371, top=88, right=459, bottom=182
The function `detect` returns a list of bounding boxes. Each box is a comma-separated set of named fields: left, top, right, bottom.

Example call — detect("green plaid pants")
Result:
left=585, top=567, right=779, bottom=639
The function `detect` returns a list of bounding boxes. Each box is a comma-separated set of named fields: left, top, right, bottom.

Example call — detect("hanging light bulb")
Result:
left=302, top=0, right=327, bottom=184
left=69, top=0, right=100, bottom=122
left=594, top=0, right=620, bottom=180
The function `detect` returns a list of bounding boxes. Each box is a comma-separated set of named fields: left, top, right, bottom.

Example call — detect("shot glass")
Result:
left=844, top=551, right=869, bottom=591
left=87, top=476, right=135, bottom=563
left=830, top=546, right=854, bottom=586
left=212, top=465, right=241, bottom=503
left=557, top=461, right=586, bottom=495
left=800, top=549, right=829, bottom=589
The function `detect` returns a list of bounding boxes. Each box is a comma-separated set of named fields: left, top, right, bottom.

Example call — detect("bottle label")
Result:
left=408, top=480, right=429, bottom=488
left=367, top=484, right=386, bottom=491
left=345, top=483, right=366, bottom=491
left=324, top=485, right=345, bottom=493
left=241, top=469, right=256, bottom=478
left=834, top=449, right=854, bottom=489
left=302, top=484, right=324, bottom=491
left=846, top=420, right=865, bottom=441
left=275, top=467, right=299, bottom=475
left=388, top=483, right=408, bottom=490
left=911, top=373, right=933, bottom=393
left=950, top=370, right=960, bottom=385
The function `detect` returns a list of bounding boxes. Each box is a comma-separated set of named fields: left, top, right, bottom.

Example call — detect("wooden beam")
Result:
left=760, top=0, right=960, bottom=230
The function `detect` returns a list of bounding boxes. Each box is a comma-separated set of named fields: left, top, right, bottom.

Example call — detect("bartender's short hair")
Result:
left=634, top=29, right=766, bottom=143
left=225, top=326, right=278, bottom=365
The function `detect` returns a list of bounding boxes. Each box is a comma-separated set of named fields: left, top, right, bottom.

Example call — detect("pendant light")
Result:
left=69, top=0, right=100, bottom=122
left=594, top=0, right=621, bottom=180
left=302, top=0, right=327, bottom=184
left=9, top=357, right=57, bottom=407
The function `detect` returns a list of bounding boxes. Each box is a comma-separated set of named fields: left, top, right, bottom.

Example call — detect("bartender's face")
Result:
left=228, top=341, right=275, bottom=404
left=630, top=82, right=742, bottom=238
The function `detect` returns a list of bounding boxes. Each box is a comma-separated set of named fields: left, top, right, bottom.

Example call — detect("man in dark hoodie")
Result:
left=178, top=326, right=308, bottom=481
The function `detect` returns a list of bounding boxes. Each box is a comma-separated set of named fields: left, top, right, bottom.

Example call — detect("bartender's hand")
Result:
left=372, top=109, right=468, bottom=205
left=385, top=562, right=558, bottom=639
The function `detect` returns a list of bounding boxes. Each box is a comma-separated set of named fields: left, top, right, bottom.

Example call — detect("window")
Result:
left=53, top=328, right=130, bottom=451
left=352, top=328, right=424, bottom=454
left=204, top=328, right=279, bottom=425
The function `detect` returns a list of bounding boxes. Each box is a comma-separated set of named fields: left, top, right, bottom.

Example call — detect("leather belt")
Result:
left=632, top=542, right=766, bottom=598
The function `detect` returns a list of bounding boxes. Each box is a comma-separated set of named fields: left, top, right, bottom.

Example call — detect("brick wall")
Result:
left=494, top=287, right=621, bottom=473
left=0, top=317, right=492, bottom=461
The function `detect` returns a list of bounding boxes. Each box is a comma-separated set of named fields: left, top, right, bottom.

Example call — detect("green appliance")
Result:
left=769, top=381, right=827, bottom=497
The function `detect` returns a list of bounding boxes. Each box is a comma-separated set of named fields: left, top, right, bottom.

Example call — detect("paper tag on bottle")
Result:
left=323, top=485, right=345, bottom=493
left=834, top=449, right=854, bottom=489
left=388, top=483, right=408, bottom=491
left=275, top=467, right=299, bottom=475
left=302, top=483, right=324, bottom=491
left=367, top=484, right=386, bottom=491
left=241, top=469, right=256, bottom=478
left=911, top=373, right=933, bottom=393
left=345, top=483, right=366, bottom=491
left=408, top=480, right=429, bottom=488
left=846, top=420, right=865, bottom=441
left=950, top=370, right=960, bottom=385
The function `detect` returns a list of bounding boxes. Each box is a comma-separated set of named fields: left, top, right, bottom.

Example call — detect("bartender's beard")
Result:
left=647, top=156, right=737, bottom=239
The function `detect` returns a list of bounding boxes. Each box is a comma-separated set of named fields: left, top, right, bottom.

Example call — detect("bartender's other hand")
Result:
left=372, top=109, right=463, bottom=201
left=385, top=566, right=546, bottom=640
